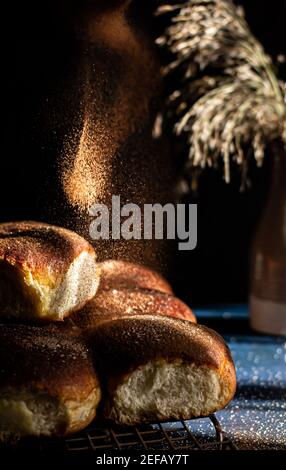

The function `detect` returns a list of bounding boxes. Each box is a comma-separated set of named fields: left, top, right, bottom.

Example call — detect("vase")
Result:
left=250, top=140, right=286, bottom=335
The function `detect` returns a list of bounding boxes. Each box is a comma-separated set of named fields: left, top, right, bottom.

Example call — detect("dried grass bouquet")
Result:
left=156, top=0, right=286, bottom=187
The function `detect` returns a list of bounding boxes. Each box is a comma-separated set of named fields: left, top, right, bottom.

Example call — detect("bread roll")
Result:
left=0, top=324, right=101, bottom=437
left=87, top=316, right=236, bottom=425
left=0, top=221, right=100, bottom=321
left=98, top=260, right=173, bottom=294
left=71, top=287, right=196, bottom=329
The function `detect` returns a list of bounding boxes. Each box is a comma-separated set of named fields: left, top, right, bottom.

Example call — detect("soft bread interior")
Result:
left=0, top=387, right=101, bottom=437
left=0, top=251, right=99, bottom=320
left=43, top=250, right=99, bottom=319
left=106, top=359, right=230, bottom=425
left=0, top=392, right=66, bottom=437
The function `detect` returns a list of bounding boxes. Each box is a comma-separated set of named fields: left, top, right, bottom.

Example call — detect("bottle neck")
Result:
left=270, top=140, right=286, bottom=194
left=255, top=139, right=286, bottom=248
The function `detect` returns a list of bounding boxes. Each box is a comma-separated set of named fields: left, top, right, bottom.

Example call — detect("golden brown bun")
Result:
left=0, top=221, right=100, bottom=321
left=98, top=260, right=173, bottom=294
left=0, top=324, right=101, bottom=437
left=71, top=287, right=196, bottom=329
left=87, top=316, right=236, bottom=425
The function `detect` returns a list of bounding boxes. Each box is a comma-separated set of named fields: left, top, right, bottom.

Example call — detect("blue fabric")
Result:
left=193, top=305, right=286, bottom=449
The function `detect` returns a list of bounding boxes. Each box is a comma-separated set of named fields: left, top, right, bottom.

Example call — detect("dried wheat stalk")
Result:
left=156, top=0, right=286, bottom=185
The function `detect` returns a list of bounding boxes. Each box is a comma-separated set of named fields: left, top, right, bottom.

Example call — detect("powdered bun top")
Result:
left=0, top=221, right=95, bottom=282
left=0, top=324, right=98, bottom=400
left=88, top=315, right=233, bottom=377
left=72, top=287, right=195, bottom=329
left=98, top=260, right=173, bottom=294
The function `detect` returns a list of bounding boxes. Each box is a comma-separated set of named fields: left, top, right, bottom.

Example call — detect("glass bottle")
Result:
left=250, top=140, right=286, bottom=335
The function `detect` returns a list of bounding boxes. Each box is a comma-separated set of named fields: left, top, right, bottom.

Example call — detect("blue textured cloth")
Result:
left=192, top=305, right=286, bottom=450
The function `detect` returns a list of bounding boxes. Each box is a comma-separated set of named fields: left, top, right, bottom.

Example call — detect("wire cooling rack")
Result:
left=0, top=415, right=237, bottom=453
left=0, top=415, right=238, bottom=452
left=64, top=415, right=238, bottom=452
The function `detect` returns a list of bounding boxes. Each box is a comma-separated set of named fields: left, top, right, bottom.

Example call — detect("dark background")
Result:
left=1, top=0, right=285, bottom=305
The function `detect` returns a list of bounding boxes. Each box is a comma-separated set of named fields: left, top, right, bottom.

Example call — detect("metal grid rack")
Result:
left=0, top=415, right=238, bottom=452
left=64, top=415, right=238, bottom=452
